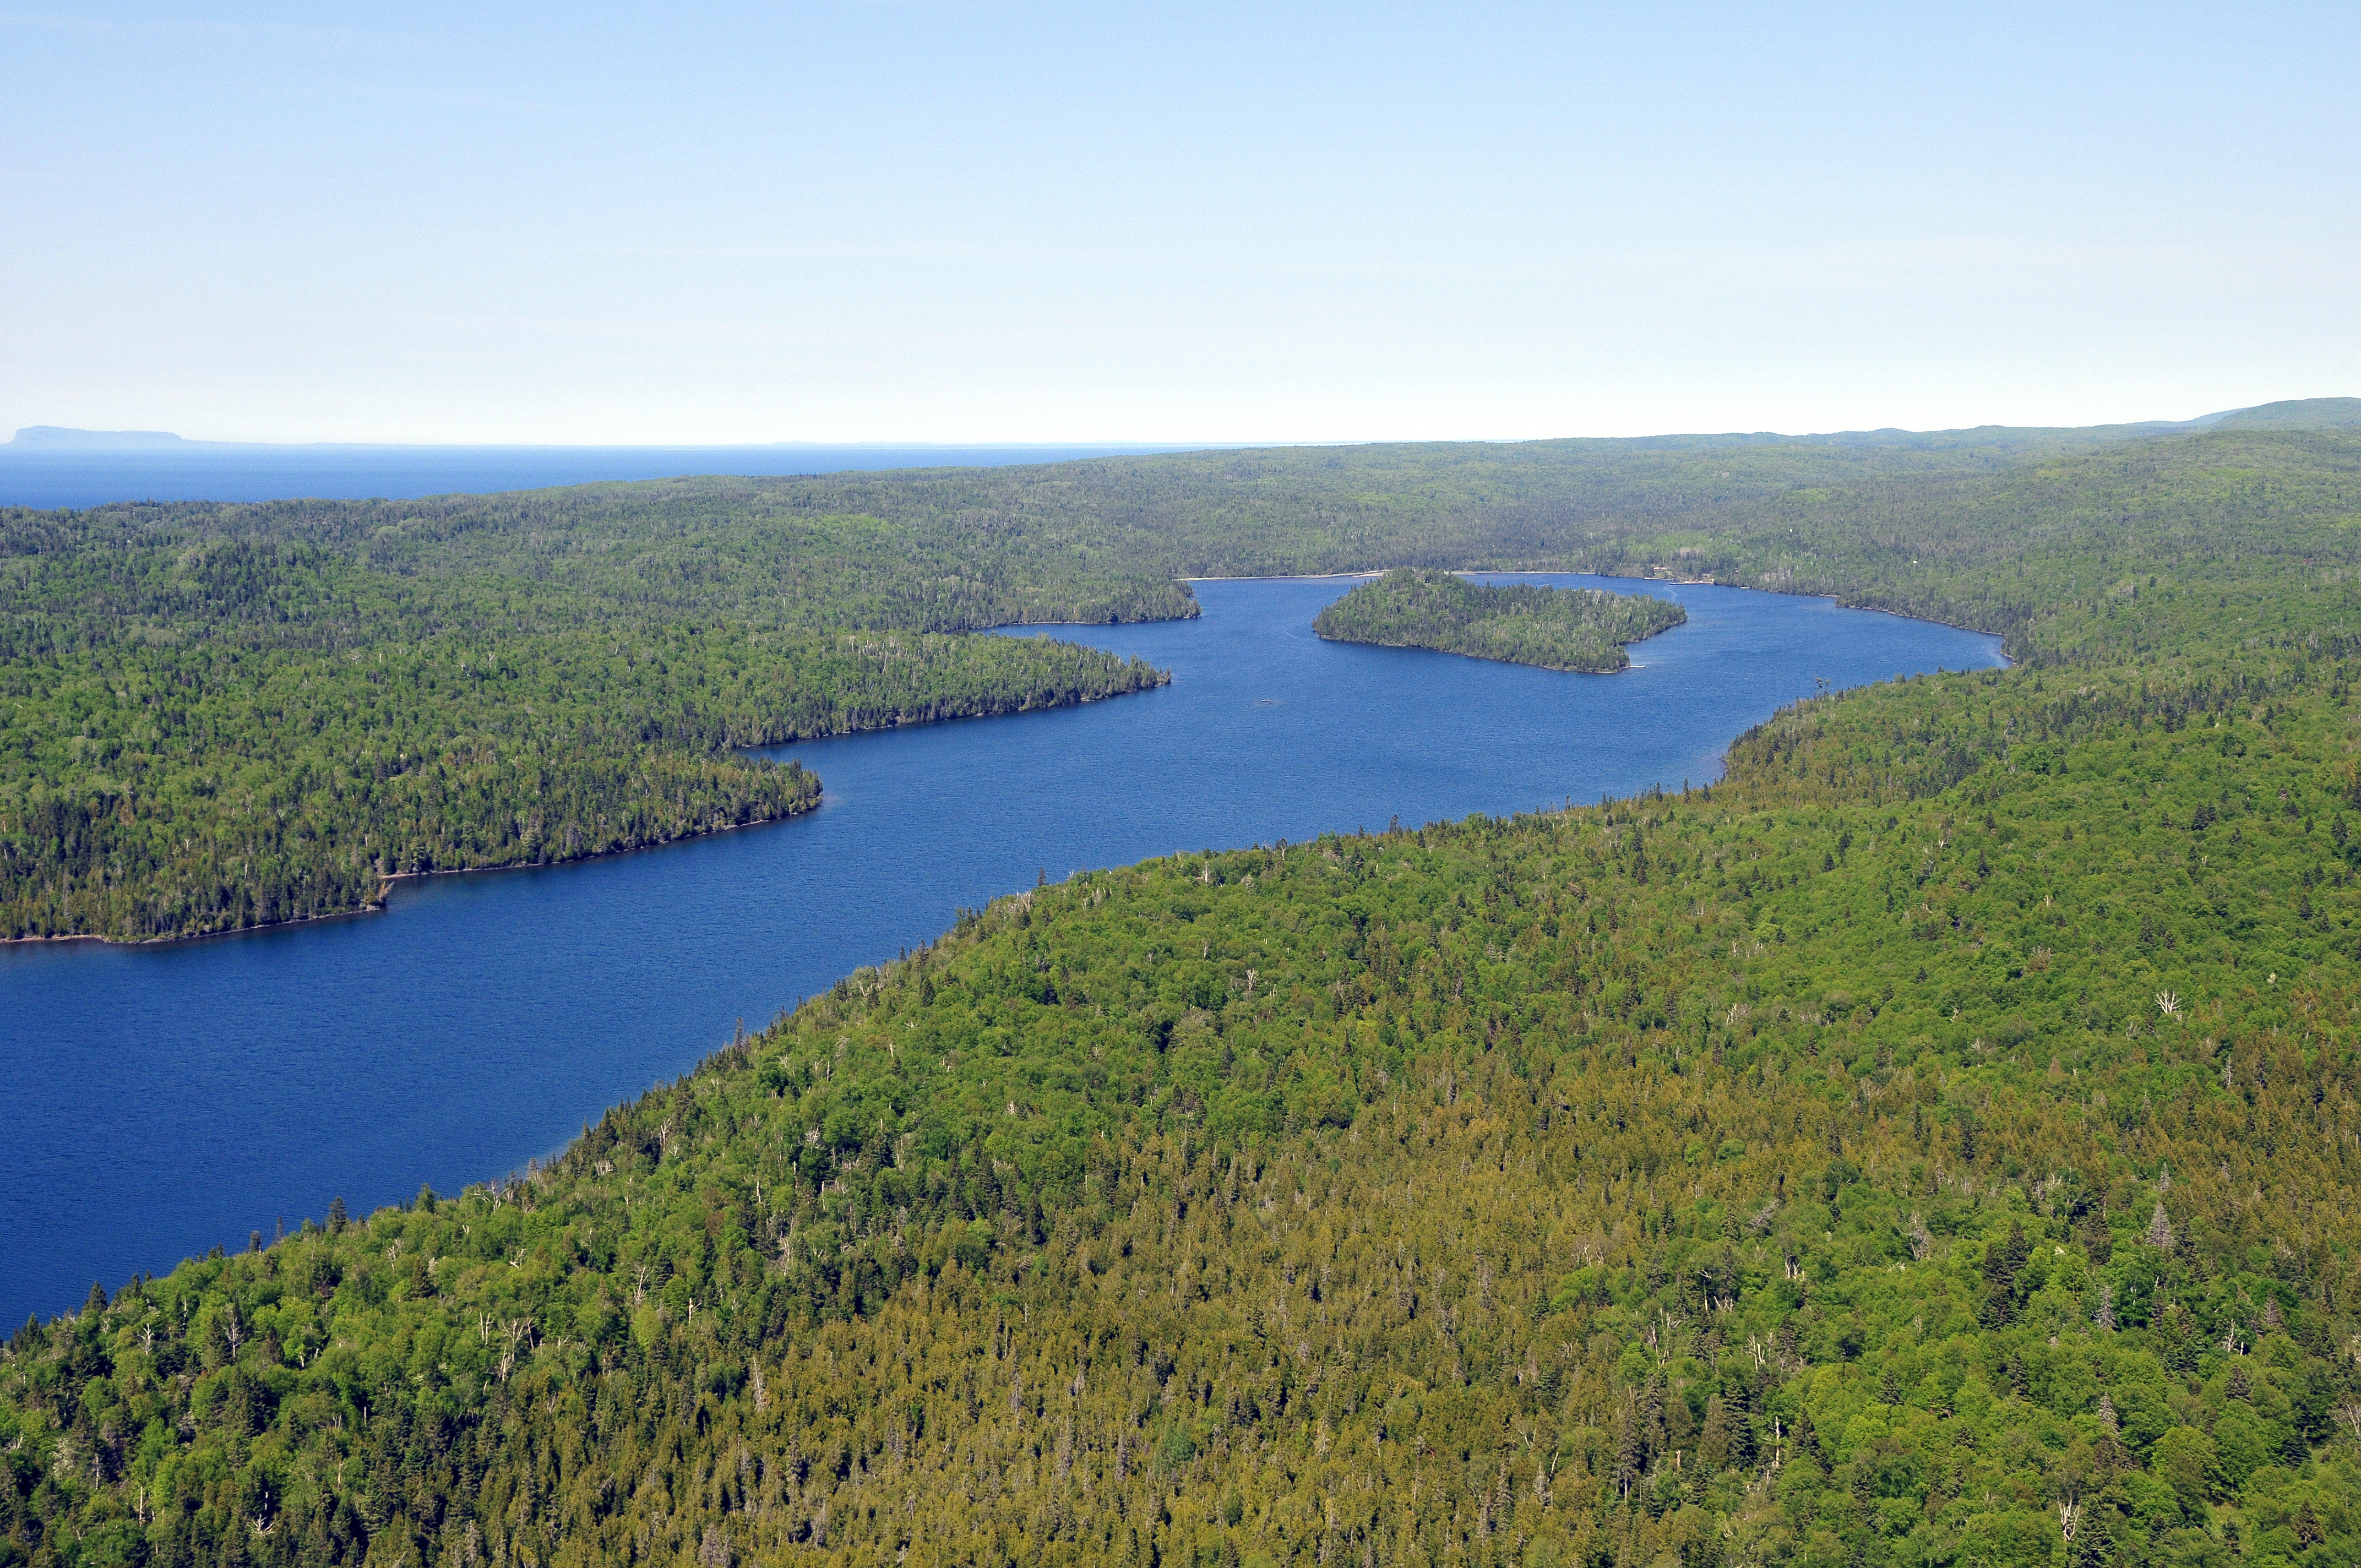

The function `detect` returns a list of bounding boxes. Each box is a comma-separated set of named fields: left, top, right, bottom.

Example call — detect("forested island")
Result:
left=13, top=405, right=2361, bottom=1568
left=1312, top=568, right=1685, bottom=670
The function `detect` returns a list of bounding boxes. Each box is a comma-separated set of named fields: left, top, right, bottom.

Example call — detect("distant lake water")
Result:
left=0, top=576, right=2002, bottom=1323
left=0, top=443, right=1212, bottom=510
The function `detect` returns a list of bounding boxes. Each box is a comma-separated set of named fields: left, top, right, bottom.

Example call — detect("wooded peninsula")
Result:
left=10, top=400, right=2361, bottom=1568
left=1312, top=569, right=1686, bottom=671
left=0, top=491, right=1174, bottom=940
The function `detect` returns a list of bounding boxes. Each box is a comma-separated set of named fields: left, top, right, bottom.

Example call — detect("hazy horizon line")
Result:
left=5, top=401, right=2316, bottom=453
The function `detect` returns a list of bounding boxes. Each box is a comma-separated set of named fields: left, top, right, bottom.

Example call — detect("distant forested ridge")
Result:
left=1313, top=569, right=1685, bottom=671
left=15, top=414, right=2361, bottom=1568
left=9, top=404, right=2359, bottom=939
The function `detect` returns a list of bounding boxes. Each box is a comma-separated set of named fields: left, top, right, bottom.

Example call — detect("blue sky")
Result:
left=2, top=2, right=2354, bottom=443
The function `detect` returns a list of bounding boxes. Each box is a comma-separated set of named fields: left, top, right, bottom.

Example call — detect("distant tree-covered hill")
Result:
left=2213, top=397, right=2361, bottom=431
left=9, top=409, right=2357, bottom=940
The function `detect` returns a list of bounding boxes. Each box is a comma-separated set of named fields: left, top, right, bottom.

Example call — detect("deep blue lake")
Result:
left=0, top=575, right=2001, bottom=1324
left=0, top=443, right=1212, bottom=510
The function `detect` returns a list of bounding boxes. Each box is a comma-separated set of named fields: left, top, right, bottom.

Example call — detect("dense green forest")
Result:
left=1312, top=571, right=1684, bottom=672
left=9, top=399, right=2358, bottom=940
left=11, top=414, right=2361, bottom=1568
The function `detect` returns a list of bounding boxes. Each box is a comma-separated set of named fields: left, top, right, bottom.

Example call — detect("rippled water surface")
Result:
left=1, top=575, right=2000, bottom=1322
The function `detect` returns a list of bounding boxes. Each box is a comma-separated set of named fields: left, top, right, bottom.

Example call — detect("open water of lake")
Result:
left=0, top=575, right=2001, bottom=1324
